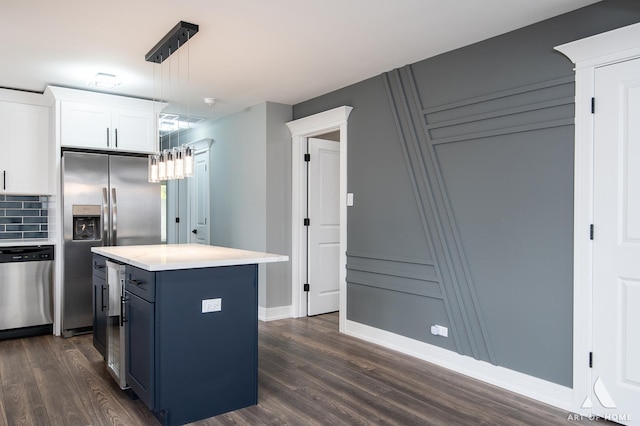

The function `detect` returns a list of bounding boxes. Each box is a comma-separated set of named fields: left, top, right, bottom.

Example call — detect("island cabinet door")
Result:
left=124, top=290, right=155, bottom=410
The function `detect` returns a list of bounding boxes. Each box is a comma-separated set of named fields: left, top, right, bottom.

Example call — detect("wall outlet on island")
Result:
left=202, top=298, right=222, bottom=313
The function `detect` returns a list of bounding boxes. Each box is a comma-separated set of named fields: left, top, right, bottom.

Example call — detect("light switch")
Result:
left=347, top=193, right=354, bottom=206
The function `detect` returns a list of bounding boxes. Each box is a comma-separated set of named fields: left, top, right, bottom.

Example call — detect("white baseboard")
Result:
left=344, top=319, right=574, bottom=413
left=258, top=305, right=294, bottom=322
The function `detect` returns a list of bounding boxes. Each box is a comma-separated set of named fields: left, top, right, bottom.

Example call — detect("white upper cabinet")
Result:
left=111, top=107, right=155, bottom=153
left=60, top=101, right=111, bottom=150
left=48, top=86, right=160, bottom=154
left=61, top=101, right=156, bottom=153
left=0, top=101, right=51, bottom=195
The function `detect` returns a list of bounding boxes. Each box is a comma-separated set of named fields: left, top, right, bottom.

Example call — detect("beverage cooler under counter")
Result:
left=91, top=244, right=288, bottom=426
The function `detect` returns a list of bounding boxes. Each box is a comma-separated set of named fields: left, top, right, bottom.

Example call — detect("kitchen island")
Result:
left=91, top=244, right=288, bottom=426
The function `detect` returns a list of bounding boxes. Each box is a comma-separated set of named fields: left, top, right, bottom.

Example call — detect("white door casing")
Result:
left=307, top=138, right=340, bottom=316
left=555, top=22, right=640, bottom=421
left=590, top=58, right=640, bottom=425
left=189, top=149, right=210, bottom=245
left=286, top=106, right=352, bottom=326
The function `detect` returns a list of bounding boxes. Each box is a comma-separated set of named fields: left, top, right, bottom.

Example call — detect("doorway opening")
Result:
left=306, top=135, right=340, bottom=316
left=165, top=138, right=212, bottom=244
left=286, top=106, right=352, bottom=330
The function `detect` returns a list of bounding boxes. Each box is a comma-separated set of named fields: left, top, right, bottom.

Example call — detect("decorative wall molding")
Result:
left=383, top=66, right=494, bottom=363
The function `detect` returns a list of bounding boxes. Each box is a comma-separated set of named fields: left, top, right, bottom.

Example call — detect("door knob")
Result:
left=192, top=229, right=197, bottom=234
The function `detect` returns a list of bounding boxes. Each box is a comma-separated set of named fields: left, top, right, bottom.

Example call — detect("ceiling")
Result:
left=3, top=0, right=598, bottom=122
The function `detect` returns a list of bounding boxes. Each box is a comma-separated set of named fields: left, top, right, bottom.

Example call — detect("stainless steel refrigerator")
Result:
left=62, top=151, right=161, bottom=336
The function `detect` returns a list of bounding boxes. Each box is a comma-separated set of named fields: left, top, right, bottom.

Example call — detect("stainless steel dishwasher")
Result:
left=0, top=245, right=54, bottom=339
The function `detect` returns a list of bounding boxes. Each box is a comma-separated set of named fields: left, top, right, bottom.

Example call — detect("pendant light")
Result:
left=145, top=21, right=199, bottom=182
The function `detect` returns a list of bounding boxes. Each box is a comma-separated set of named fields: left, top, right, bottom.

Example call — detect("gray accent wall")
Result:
left=181, top=102, right=293, bottom=309
left=294, top=0, right=640, bottom=387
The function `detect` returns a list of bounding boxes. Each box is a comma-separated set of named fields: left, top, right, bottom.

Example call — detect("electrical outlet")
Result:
left=437, top=325, right=448, bottom=337
left=430, top=324, right=449, bottom=337
left=202, top=298, right=222, bottom=313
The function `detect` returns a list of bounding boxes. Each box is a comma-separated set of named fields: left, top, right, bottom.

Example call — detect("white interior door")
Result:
left=189, top=150, right=210, bottom=245
left=307, top=138, right=340, bottom=316
left=592, top=57, right=640, bottom=425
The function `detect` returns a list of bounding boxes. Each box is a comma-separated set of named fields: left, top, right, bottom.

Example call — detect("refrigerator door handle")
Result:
left=111, top=187, right=118, bottom=246
left=102, top=187, right=110, bottom=246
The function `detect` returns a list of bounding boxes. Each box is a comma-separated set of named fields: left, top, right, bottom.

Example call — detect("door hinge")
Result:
left=304, top=218, right=310, bottom=226
left=589, top=351, right=593, bottom=368
left=304, top=153, right=311, bottom=162
left=175, top=217, right=180, bottom=223
left=303, top=283, right=310, bottom=292
left=590, top=224, right=594, bottom=240
left=591, top=97, right=595, bottom=114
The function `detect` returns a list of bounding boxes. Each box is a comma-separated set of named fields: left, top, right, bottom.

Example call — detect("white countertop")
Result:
left=0, top=239, right=55, bottom=247
left=91, top=244, right=289, bottom=271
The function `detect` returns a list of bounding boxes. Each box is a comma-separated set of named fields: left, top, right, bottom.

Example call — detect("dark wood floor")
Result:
left=0, top=313, right=594, bottom=425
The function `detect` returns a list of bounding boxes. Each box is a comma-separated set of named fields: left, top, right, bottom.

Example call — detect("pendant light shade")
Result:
left=184, top=146, right=194, bottom=177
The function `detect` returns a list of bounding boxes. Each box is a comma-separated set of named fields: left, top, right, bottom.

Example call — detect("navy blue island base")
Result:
left=123, top=262, right=258, bottom=425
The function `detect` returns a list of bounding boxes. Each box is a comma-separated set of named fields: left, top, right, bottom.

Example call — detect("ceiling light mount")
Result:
left=89, top=73, right=121, bottom=88
left=145, top=21, right=199, bottom=64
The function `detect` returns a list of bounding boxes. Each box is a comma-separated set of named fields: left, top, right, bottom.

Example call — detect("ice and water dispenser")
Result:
left=72, top=205, right=101, bottom=241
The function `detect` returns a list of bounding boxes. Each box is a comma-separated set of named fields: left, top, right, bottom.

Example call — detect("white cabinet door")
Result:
left=61, top=101, right=111, bottom=150
left=111, top=108, right=156, bottom=153
left=0, top=102, right=50, bottom=194
left=61, top=101, right=157, bottom=153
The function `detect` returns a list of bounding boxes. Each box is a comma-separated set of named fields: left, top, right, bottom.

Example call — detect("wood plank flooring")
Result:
left=0, top=313, right=596, bottom=425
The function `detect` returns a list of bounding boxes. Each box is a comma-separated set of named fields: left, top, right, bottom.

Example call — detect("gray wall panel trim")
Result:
left=401, top=65, right=497, bottom=363
left=346, top=264, right=440, bottom=284
left=422, top=76, right=574, bottom=115
left=425, top=97, right=574, bottom=132
left=384, top=69, right=468, bottom=356
left=346, top=274, right=443, bottom=299
left=398, top=65, right=483, bottom=359
left=429, top=118, right=574, bottom=146
left=346, top=250, right=435, bottom=266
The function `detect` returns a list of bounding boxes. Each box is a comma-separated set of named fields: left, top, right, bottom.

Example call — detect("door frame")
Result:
left=555, top=22, right=640, bottom=416
left=286, top=106, right=352, bottom=328
left=188, top=148, right=211, bottom=244
left=186, top=138, right=212, bottom=244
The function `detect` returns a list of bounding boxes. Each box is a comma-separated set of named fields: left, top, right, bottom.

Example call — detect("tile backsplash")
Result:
left=0, top=195, right=49, bottom=239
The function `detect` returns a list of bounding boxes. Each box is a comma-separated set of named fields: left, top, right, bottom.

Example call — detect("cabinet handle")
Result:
left=120, top=295, right=129, bottom=326
left=106, top=127, right=110, bottom=147
left=101, top=284, right=107, bottom=311
left=2, top=170, right=5, bottom=190
left=94, top=263, right=105, bottom=270
left=127, top=278, right=146, bottom=287
left=115, top=128, right=118, bottom=148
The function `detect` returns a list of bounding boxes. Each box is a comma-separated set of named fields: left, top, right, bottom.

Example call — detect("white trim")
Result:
left=555, top=23, right=640, bottom=70
left=258, top=305, right=294, bottom=322
left=555, top=21, right=640, bottom=417
left=186, top=137, right=213, bottom=153
left=286, top=106, right=352, bottom=330
left=344, top=320, right=574, bottom=411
